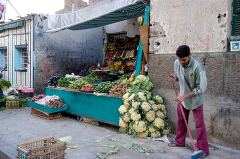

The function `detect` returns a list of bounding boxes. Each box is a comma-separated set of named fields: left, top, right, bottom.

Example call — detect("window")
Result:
left=0, top=48, right=7, bottom=70
left=15, top=46, right=28, bottom=70
left=232, top=0, right=240, bottom=36
left=21, top=48, right=28, bottom=69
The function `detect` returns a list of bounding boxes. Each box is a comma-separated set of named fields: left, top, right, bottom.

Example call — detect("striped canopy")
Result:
left=47, top=0, right=146, bottom=32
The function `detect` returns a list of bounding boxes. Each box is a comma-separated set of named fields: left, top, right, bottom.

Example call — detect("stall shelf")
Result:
left=45, top=87, right=122, bottom=126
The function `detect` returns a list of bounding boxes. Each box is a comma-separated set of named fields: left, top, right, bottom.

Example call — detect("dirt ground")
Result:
left=0, top=107, right=239, bottom=159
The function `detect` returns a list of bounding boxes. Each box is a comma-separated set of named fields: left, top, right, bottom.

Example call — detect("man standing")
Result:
left=168, top=45, right=209, bottom=158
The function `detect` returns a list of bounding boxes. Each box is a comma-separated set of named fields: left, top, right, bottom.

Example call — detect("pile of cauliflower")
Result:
left=118, top=75, right=170, bottom=138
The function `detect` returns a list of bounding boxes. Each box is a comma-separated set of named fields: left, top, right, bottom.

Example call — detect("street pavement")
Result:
left=0, top=107, right=239, bottom=159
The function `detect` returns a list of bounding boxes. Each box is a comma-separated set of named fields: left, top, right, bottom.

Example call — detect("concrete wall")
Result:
left=150, top=0, right=232, bottom=54
left=104, top=18, right=140, bottom=37
left=89, top=0, right=102, bottom=5
left=33, top=15, right=103, bottom=93
left=149, top=0, right=240, bottom=149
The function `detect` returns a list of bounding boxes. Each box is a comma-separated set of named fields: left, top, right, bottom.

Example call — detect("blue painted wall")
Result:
left=0, top=49, right=5, bottom=68
left=14, top=48, right=21, bottom=69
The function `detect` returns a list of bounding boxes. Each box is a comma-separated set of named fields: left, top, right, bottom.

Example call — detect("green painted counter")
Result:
left=45, top=87, right=122, bottom=126
left=28, top=101, right=68, bottom=114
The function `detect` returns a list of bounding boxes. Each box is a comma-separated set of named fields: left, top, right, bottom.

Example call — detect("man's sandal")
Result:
left=168, top=140, right=185, bottom=147
left=199, top=153, right=208, bottom=158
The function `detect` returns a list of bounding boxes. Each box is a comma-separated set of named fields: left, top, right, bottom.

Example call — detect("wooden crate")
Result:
left=31, top=108, right=62, bottom=120
left=17, top=137, right=65, bottom=159
left=82, top=117, right=99, bottom=126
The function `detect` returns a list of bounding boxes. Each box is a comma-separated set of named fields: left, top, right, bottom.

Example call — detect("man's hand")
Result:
left=176, top=96, right=185, bottom=103
left=176, top=92, right=195, bottom=103
left=168, top=73, right=177, bottom=82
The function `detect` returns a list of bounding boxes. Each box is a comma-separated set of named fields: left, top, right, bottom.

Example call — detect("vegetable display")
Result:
left=119, top=75, right=170, bottom=138
left=57, top=77, right=76, bottom=88
left=94, top=81, right=114, bottom=93
left=80, top=84, right=94, bottom=92
left=31, top=94, right=45, bottom=102
left=109, top=83, right=128, bottom=97
left=68, top=80, right=89, bottom=89
left=35, top=95, right=65, bottom=108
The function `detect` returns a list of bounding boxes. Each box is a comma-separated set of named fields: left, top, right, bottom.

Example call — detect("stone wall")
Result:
left=148, top=52, right=240, bottom=149
left=150, top=0, right=231, bottom=54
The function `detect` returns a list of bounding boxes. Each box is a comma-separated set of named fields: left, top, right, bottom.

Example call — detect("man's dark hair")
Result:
left=176, top=45, right=190, bottom=57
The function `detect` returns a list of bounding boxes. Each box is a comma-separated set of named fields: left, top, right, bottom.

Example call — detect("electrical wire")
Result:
left=6, top=0, right=22, bottom=17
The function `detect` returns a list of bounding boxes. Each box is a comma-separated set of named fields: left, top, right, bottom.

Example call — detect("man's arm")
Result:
left=176, top=65, right=207, bottom=103
left=176, top=92, right=195, bottom=103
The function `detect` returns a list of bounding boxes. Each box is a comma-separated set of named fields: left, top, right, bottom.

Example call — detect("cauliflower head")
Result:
left=123, top=92, right=130, bottom=100
left=131, top=100, right=141, bottom=108
left=148, top=100, right=155, bottom=105
left=129, top=107, right=136, bottom=114
left=151, top=104, right=158, bottom=111
left=153, top=117, right=165, bottom=129
left=146, top=110, right=156, bottom=122
left=119, top=118, right=128, bottom=128
left=133, top=121, right=147, bottom=133
left=141, top=102, right=151, bottom=112
left=137, top=92, right=147, bottom=101
left=156, top=111, right=165, bottom=119
left=145, top=91, right=152, bottom=100
left=128, top=93, right=136, bottom=101
left=154, top=95, right=163, bottom=104
left=151, top=131, right=161, bottom=138
left=138, top=130, right=149, bottom=138
left=148, top=125, right=157, bottom=133
left=119, top=105, right=127, bottom=114
left=123, top=99, right=130, bottom=107
left=123, top=113, right=131, bottom=122
left=131, top=112, right=141, bottom=121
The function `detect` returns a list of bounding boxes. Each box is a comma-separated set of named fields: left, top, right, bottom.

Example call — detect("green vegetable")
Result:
left=82, top=72, right=96, bottom=84
left=0, top=80, right=11, bottom=90
left=94, top=81, right=113, bottom=93
left=57, top=77, right=76, bottom=87
left=19, top=98, right=28, bottom=107
left=68, top=80, right=89, bottom=89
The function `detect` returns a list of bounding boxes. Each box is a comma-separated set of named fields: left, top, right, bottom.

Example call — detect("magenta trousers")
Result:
left=175, top=104, right=209, bottom=155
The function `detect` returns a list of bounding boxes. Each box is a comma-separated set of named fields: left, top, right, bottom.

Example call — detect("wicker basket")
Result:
left=17, top=137, right=65, bottom=159
left=139, top=25, right=149, bottom=62
left=6, top=100, right=19, bottom=109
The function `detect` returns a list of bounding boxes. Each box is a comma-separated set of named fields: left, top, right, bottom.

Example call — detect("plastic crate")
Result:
left=17, top=137, right=65, bottom=159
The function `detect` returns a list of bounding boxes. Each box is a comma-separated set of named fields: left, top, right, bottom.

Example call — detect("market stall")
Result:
left=28, top=0, right=150, bottom=127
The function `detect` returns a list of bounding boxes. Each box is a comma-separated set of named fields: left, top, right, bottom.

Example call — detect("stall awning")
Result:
left=47, top=0, right=146, bottom=32
left=0, top=20, right=24, bottom=32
